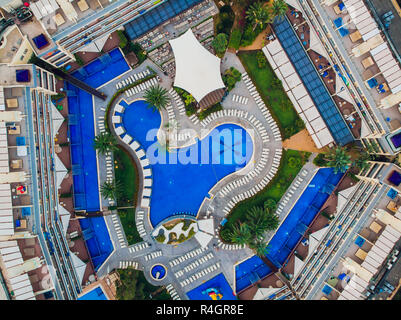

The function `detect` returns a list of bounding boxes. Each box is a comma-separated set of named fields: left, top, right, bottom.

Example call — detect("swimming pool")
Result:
left=67, top=49, right=130, bottom=212
left=187, top=273, right=236, bottom=300
left=118, top=99, right=253, bottom=227
left=150, top=264, right=167, bottom=281
left=79, top=217, right=113, bottom=270
left=235, top=168, right=344, bottom=293
left=78, top=285, right=108, bottom=300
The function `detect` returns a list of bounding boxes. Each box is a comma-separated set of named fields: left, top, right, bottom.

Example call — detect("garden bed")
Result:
left=114, top=147, right=142, bottom=245
left=239, top=50, right=304, bottom=139
left=220, top=149, right=311, bottom=242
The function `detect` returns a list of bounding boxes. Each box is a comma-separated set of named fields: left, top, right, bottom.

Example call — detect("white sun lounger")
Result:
left=130, top=140, right=140, bottom=151
left=114, top=104, right=125, bottom=113
left=140, top=158, right=150, bottom=168
left=141, top=197, right=150, bottom=207
left=114, top=126, right=125, bottom=136
left=112, top=115, right=121, bottom=124
left=144, top=178, right=152, bottom=187
left=136, top=149, right=146, bottom=159
left=122, top=134, right=132, bottom=145
left=143, top=168, right=152, bottom=177
left=143, top=188, right=152, bottom=197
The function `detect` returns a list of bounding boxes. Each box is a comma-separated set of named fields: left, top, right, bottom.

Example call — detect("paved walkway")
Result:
left=93, top=53, right=316, bottom=300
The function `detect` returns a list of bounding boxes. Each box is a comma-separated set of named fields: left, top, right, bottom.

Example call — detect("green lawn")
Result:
left=239, top=51, right=304, bottom=139
left=116, top=268, right=171, bottom=300
left=114, top=147, right=142, bottom=245
left=220, top=149, right=311, bottom=241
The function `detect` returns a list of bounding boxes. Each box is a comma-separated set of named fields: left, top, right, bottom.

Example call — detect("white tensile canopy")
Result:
left=169, top=29, right=225, bottom=102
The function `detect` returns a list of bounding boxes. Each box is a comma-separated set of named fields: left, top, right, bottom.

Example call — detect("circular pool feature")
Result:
left=150, top=264, right=167, bottom=281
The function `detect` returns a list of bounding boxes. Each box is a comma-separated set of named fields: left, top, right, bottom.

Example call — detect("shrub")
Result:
left=313, top=153, right=329, bottom=167
left=295, top=119, right=305, bottom=130
left=215, top=5, right=235, bottom=36
left=256, top=50, right=267, bottom=68
left=117, top=30, right=128, bottom=49
left=155, top=234, right=166, bottom=243
left=288, top=157, right=300, bottom=168
left=198, top=103, right=223, bottom=120
left=228, top=28, right=242, bottom=50
left=271, top=77, right=282, bottom=89
left=222, top=66, right=242, bottom=91
left=212, top=33, right=228, bottom=54
left=240, top=24, right=263, bottom=47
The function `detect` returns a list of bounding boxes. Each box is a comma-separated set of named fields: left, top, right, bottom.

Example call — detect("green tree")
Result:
left=246, top=207, right=270, bottom=239
left=272, top=0, right=288, bottom=20
left=353, top=151, right=370, bottom=172
left=212, top=33, right=228, bottom=54
left=144, top=84, right=170, bottom=111
left=100, top=179, right=123, bottom=201
left=93, top=131, right=118, bottom=155
left=229, top=222, right=252, bottom=245
left=246, top=2, right=272, bottom=31
left=326, top=147, right=352, bottom=174
left=264, top=199, right=277, bottom=212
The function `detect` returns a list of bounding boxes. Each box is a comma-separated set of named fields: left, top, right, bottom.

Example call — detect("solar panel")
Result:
left=273, top=17, right=354, bottom=146
left=124, top=0, right=204, bottom=40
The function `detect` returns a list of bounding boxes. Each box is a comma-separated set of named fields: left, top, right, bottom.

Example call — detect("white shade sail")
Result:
left=169, top=29, right=225, bottom=102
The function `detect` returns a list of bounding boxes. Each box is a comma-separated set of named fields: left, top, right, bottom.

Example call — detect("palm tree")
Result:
left=246, top=2, right=272, bottom=31
left=144, top=84, right=170, bottom=112
left=229, top=222, right=252, bottom=246
left=272, top=0, right=288, bottom=21
left=246, top=207, right=270, bottom=239
left=326, top=147, right=352, bottom=174
left=353, top=151, right=370, bottom=172
left=94, top=132, right=118, bottom=155
left=100, top=179, right=123, bottom=201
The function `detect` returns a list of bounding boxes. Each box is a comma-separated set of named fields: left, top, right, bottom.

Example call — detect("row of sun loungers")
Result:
left=98, top=115, right=106, bottom=133
left=112, top=115, right=153, bottom=209
left=232, top=94, right=249, bottom=105
left=179, top=262, right=221, bottom=287
left=165, top=284, right=181, bottom=300
left=221, top=148, right=282, bottom=217
left=119, top=261, right=139, bottom=269
left=128, top=241, right=150, bottom=253
left=219, top=147, right=269, bottom=198
left=169, top=247, right=207, bottom=267
left=276, top=169, right=308, bottom=216
left=216, top=239, right=245, bottom=250
left=111, top=214, right=127, bottom=249
left=168, top=130, right=193, bottom=143
left=136, top=210, right=147, bottom=239
left=199, top=108, right=270, bottom=143
left=175, top=252, right=214, bottom=278
left=165, top=102, right=175, bottom=122
left=242, top=72, right=282, bottom=142
left=125, top=77, right=158, bottom=97
left=144, top=250, right=162, bottom=262
left=116, top=69, right=151, bottom=89
left=168, top=88, right=186, bottom=116
left=189, top=114, right=200, bottom=125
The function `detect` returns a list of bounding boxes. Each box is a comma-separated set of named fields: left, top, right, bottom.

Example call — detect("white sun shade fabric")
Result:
left=169, top=29, right=225, bottom=102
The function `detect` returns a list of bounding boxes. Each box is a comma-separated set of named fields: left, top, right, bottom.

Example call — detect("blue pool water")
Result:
left=78, top=286, right=108, bottom=300
left=187, top=273, right=236, bottom=300
left=118, top=100, right=253, bottom=227
left=79, top=217, right=113, bottom=270
left=151, top=264, right=167, bottom=280
left=66, top=48, right=130, bottom=212
left=72, top=48, right=130, bottom=88
left=235, top=168, right=344, bottom=293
